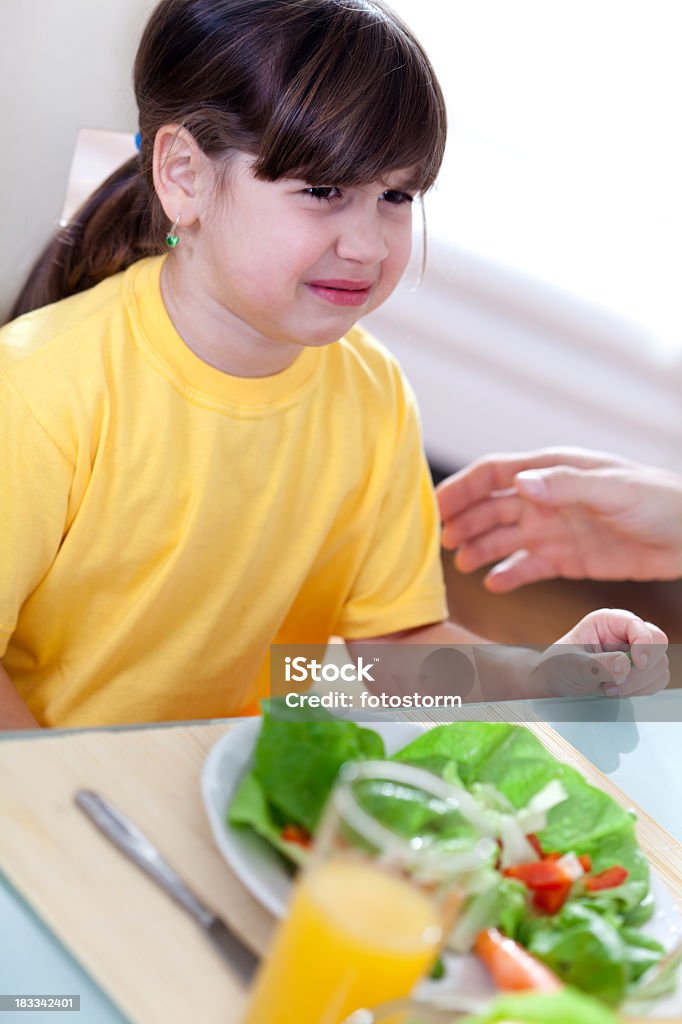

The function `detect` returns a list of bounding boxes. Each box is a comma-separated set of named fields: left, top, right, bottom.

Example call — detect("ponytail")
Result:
left=8, top=155, right=165, bottom=322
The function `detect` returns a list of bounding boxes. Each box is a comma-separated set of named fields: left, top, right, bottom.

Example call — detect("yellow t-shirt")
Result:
left=0, top=256, right=447, bottom=727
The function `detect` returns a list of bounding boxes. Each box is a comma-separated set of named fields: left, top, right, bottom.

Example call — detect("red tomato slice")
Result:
left=532, top=881, right=572, bottom=914
left=504, top=858, right=573, bottom=889
left=281, top=824, right=312, bottom=848
left=584, top=865, right=629, bottom=891
left=524, top=840, right=592, bottom=875
left=504, top=856, right=576, bottom=914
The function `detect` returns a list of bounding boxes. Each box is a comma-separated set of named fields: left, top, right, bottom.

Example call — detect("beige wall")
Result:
left=1, top=0, right=157, bottom=320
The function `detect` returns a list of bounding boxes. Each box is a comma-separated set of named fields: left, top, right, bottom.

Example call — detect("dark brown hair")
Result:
left=9, top=0, right=446, bottom=321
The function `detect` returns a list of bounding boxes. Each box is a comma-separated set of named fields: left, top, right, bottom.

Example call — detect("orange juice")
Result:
left=244, top=857, right=442, bottom=1024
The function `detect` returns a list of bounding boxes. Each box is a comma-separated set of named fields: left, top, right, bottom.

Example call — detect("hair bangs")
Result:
left=253, top=1, right=446, bottom=192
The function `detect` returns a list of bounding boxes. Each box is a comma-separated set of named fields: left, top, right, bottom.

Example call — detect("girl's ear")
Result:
left=153, top=125, right=207, bottom=228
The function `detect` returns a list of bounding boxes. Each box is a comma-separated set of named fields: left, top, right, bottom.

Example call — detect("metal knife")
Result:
left=74, top=788, right=259, bottom=980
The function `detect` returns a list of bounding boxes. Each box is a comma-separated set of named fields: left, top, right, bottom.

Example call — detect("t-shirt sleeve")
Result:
left=0, top=378, right=72, bottom=656
left=334, top=366, right=448, bottom=639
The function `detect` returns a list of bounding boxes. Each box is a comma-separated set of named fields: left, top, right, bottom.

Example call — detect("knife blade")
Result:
left=74, top=788, right=259, bottom=980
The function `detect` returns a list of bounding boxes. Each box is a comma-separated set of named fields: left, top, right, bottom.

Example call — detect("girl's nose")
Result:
left=335, top=212, right=389, bottom=265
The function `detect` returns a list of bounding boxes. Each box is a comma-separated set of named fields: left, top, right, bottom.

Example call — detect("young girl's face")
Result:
left=195, top=153, right=415, bottom=349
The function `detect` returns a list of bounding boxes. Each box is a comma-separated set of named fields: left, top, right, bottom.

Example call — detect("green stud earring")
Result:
left=166, top=215, right=181, bottom=248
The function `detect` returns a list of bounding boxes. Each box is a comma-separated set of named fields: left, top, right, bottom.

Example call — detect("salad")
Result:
left=459, top=987, right=620, bottom=1023
left=228, top=705, right=669, bottom=1008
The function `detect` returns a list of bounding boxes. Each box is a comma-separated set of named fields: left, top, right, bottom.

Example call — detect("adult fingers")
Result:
left=441, top=492, right=523, bottom=549
left=514, top=465, right=632, bottom=515
left=454, top=524, right=525, bottom=573
left=436, top=462, right=510, bottom=521
left=483, top=550, right=559, bottom=592
left=436, top=448, right=630, bottom=520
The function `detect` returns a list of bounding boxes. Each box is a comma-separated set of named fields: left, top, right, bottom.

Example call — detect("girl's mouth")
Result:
left=306, top=279, right=373, bottom=307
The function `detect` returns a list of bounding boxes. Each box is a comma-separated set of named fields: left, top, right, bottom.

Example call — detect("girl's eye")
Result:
left=302, top=186, right=414, bottom=205
left=303, top=186, right=342, bottom=202
left=382, top=190, right=414, bottom=206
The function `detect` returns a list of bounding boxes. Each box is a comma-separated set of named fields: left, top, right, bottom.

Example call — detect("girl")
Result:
left=0, top=0, right=668, bottom=728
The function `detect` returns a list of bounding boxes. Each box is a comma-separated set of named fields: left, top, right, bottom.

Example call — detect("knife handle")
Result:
left=75, top=789, right=215, bottom=928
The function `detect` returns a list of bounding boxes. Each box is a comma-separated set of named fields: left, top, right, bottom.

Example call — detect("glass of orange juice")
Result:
left=244, top=759, right=494, bottom=1024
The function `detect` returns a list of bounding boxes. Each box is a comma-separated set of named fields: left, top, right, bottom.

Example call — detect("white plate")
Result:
left=201, top=719, right=682, bottom=1014
left=201, top=718, right=423, bottom=918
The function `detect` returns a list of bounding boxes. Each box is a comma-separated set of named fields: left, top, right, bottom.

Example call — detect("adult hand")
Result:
left=436, top=447, right=682, bottom=591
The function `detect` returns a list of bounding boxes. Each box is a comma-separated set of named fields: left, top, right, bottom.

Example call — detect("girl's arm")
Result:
left=0, top=661, right=40, bottom=730
left=345, top=611, right=669, bottom=702
left=347, top=621, right=548, bottom=703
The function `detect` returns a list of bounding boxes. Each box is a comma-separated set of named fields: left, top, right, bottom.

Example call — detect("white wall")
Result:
left=365, top=238, right=682, bottom=473
left=1, top=0, right=157, bottom=320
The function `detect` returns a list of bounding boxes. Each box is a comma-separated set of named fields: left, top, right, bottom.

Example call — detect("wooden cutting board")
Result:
left=0, top=721, right=680, bottom=1024
left=0, top=724, right=270, bottom=1024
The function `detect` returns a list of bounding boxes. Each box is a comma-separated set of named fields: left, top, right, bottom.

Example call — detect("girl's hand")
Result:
left=536, top=609, right=669, bottom=699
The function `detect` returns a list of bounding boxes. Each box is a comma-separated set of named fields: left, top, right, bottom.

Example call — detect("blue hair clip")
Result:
left=134, top=131, right=142, bottom=152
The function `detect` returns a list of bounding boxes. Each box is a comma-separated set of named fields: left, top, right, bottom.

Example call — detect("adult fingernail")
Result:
left=516, top=471, right=548, bottom=498
left=605, top=684, right=620, bottom=697
left=637, top=652, right=649, bottom=669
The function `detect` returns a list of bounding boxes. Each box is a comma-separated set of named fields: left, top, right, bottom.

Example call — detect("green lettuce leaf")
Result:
left=460, top=987, right=619, bottom=1024
left=394, top=723, right=515, bottom=785
left=521, top=902, right=664, bottom=1006
left=252, top=701, right=385, bottom=832
left=227, top=770, right=308, bottom=867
